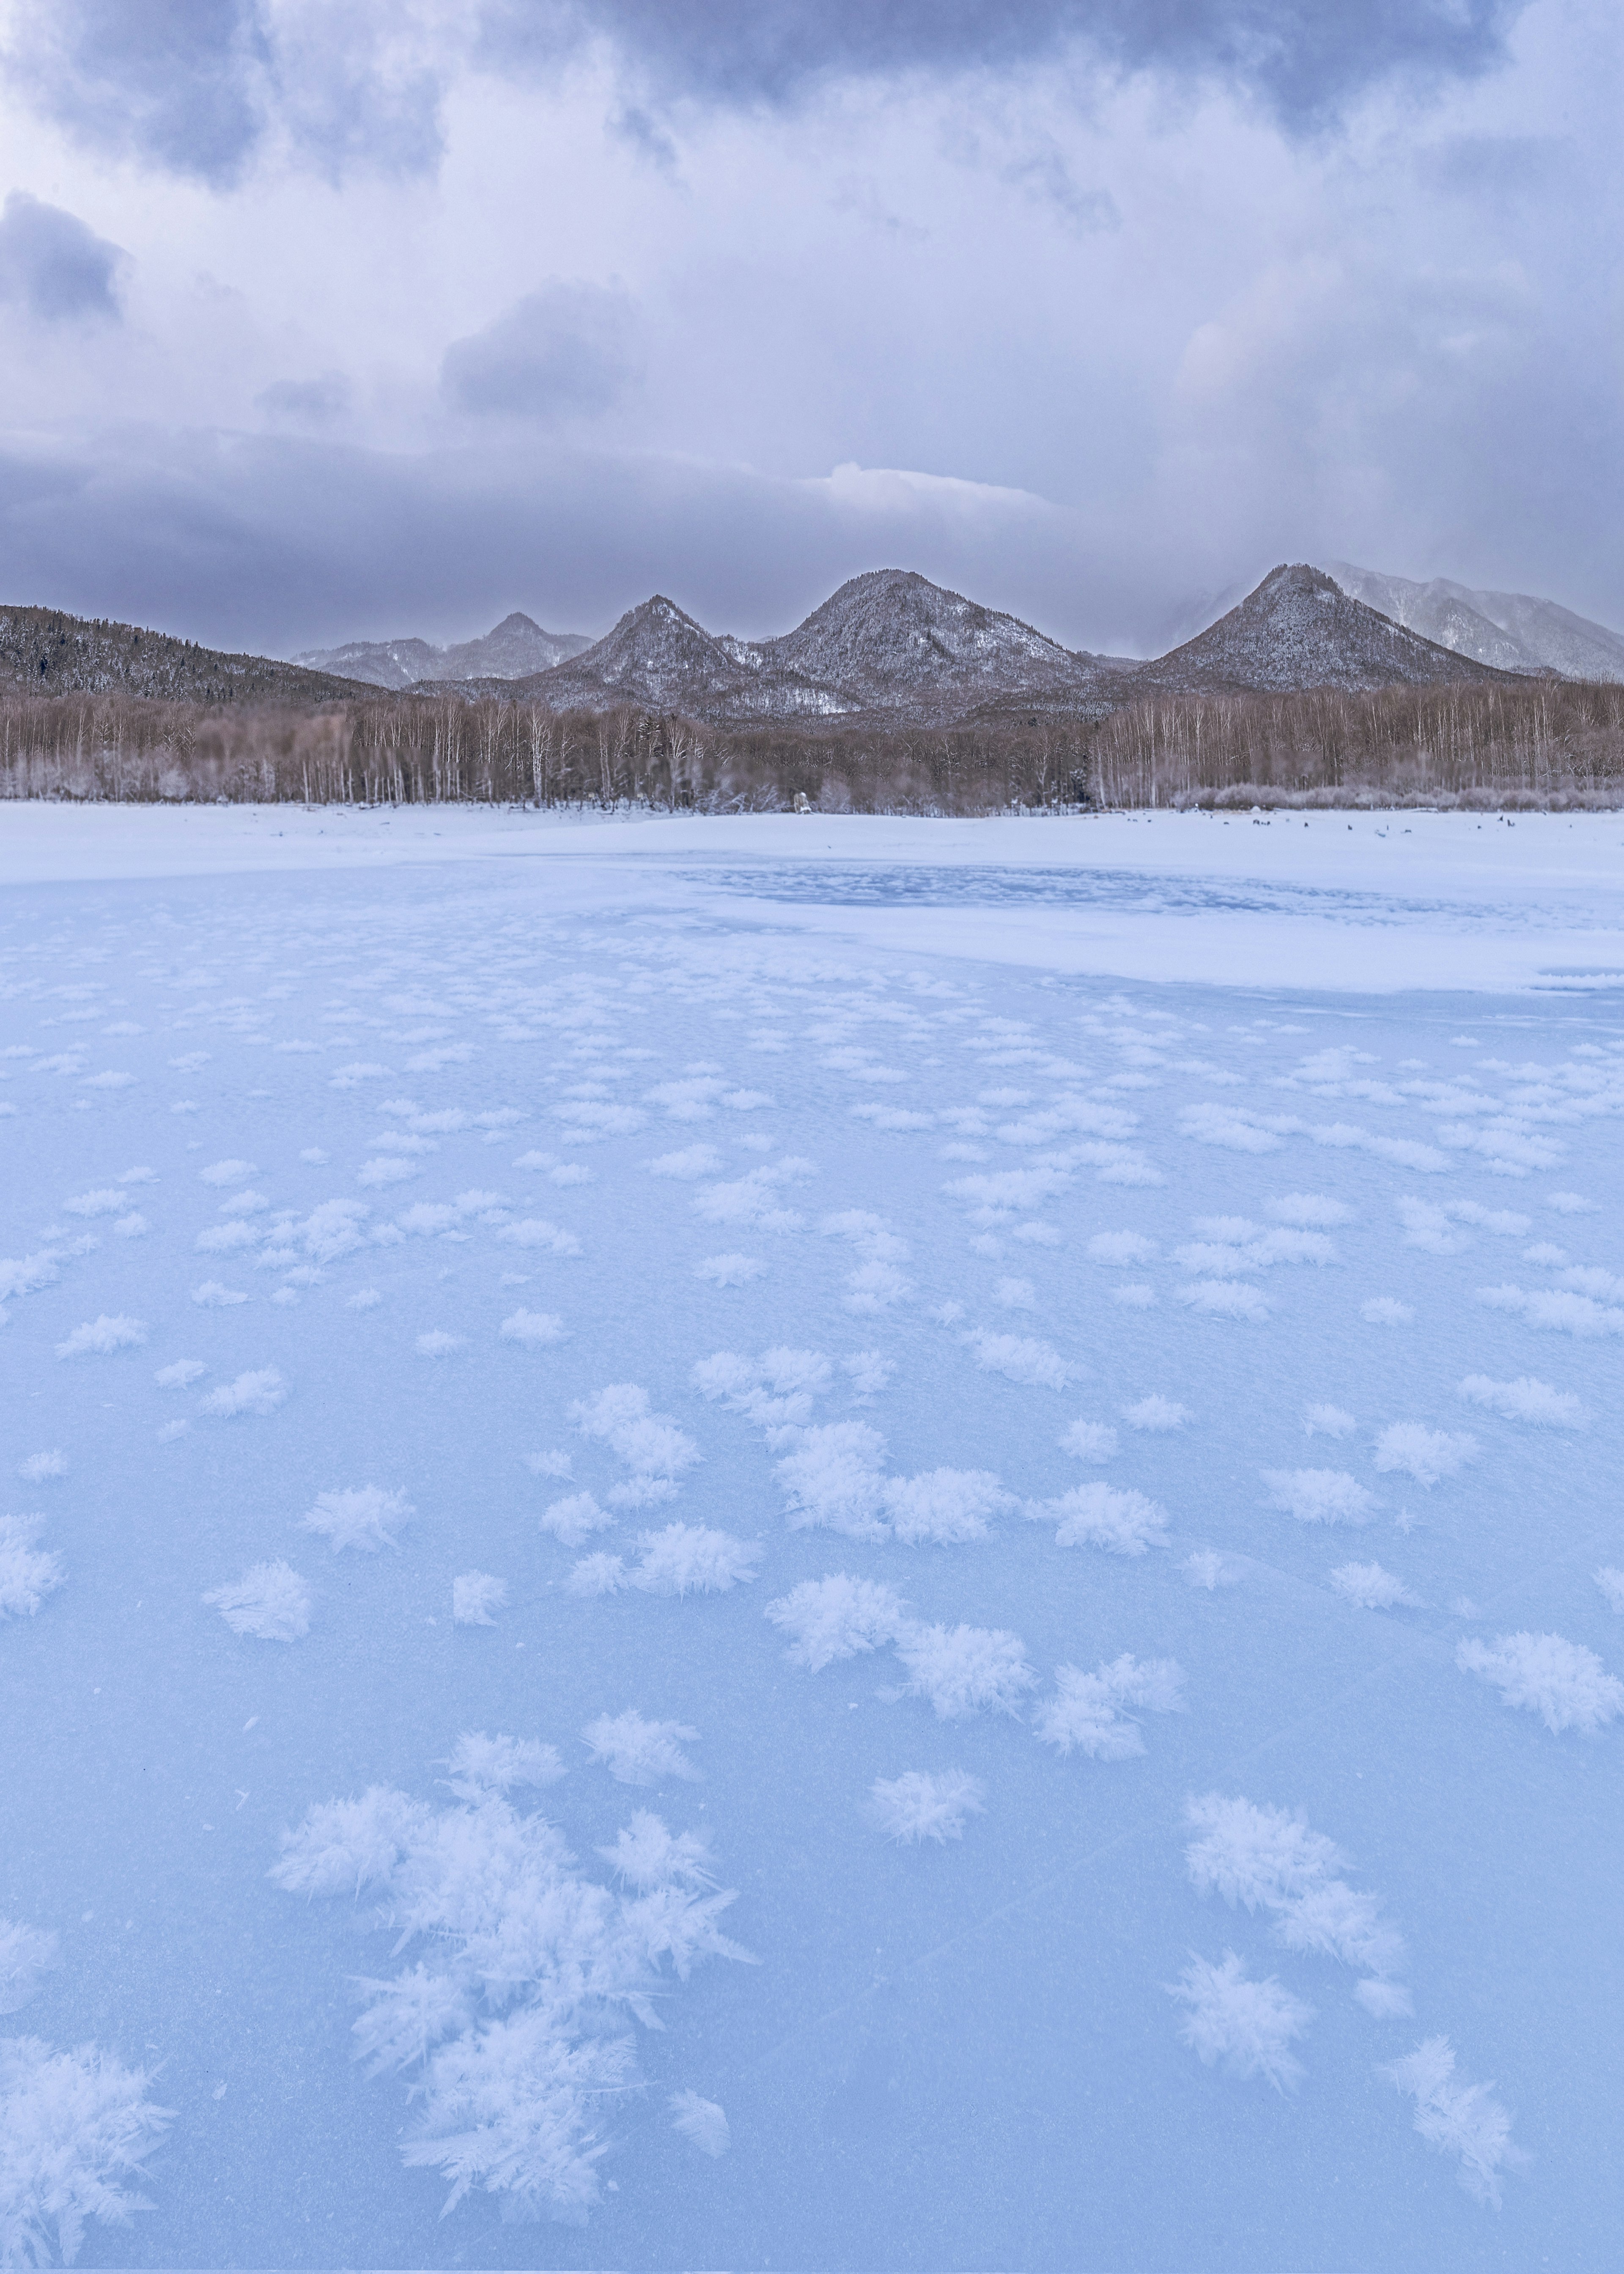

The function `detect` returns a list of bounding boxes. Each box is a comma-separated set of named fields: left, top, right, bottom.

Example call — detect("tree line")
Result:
left=1, top=675, right=1621, bottom=810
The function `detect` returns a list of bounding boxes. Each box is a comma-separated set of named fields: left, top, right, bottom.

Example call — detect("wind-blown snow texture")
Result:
left=2, top=811, right=1621, bottom=2271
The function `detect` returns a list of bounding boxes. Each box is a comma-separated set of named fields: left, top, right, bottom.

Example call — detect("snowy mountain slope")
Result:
left=515, top=595, right=861, bottom=718
left=1323, top=563, right=1624, bottom=683
left=1131, top=565, right=1516, bottom=695
left=295, top=612, right=593, bottom=689
left=0, top=605, right=374, bottom=704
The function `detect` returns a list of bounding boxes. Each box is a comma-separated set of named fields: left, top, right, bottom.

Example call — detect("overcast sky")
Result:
left=0, top=0, right=1617, bottom=656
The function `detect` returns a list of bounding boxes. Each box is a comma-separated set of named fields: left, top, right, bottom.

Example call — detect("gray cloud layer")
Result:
left=0, top=190, right=124, bottom=320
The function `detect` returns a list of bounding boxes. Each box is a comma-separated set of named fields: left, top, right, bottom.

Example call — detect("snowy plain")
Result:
left=2, top=804, right=1622, bottom=2271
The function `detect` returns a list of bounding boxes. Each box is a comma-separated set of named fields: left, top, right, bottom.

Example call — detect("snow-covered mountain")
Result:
left=1321, top=563, right=1624, bottom=683
left=516, top=572, right=1120, bottom=722
left=1131, top=564, right=1514, bottom=696
left=295, top=612, right=592, bottom=689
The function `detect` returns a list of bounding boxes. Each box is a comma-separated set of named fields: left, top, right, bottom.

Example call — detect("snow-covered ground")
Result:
left=2, top=807, right=1621, bottom=2270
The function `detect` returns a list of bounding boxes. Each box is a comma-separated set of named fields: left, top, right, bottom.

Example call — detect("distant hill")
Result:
left=0, top=606, right=371, bottom=704
left=511, top=571, right=1121, bottom=724
left=295, top=611, right=593, bottom=689
left=1128, top=564, right=1517, bottom=697
left=1321, top=562, right=1624, bottom=683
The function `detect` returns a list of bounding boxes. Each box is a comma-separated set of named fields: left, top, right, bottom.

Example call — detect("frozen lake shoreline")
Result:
left=1, top=806, right=1620, bottom=2269
left=3, top=802, right=1623, bottom=993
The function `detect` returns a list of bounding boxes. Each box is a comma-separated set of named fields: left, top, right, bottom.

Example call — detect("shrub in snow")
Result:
left=571, top=1385, right=699, bottom=1505
left=1595, top=1569, right=1624, bottom=1615
left=965, top=1332, right=1076, bottom=1388
left=567, top=1554, right=625, bottom=1597
left=1303, top=1404, right=1355, bottom=1439
left=453, top=1573, right=508, bottom=1626
left=203, top=1561, right=311, bottom=1640
left=1033, top=1654, right=1185, bottom=1758
left=301, top=1485, right=412, bottom=1553
left=1456, top=1632, right=1623, bottom=1734
left=1456, top=1375, right=1584, bottom=1427
left=501, top=1310, right=565, bottom=1347
left=1330, top=1562, right=1421, bottom=1610
left=1262, top=1469, right=1376, bottom=1525
left=442, top=1732, right=563, bottom=1799
left=0, top=1517, right=65, bottom=1620
left=880, top=1469, right=1012, bottom=1545
left=629, top=1525, right=760, bottom=1596
left=765, top=1575, right=907, bottom=1671
left=0, top=2034, right=171, bottom=2265
left=272, top=1774, right=750, bottom=2225
left=1061, top=1420, right=1117, bottom=1461
left=1374, top=1425, right=1476, bottom=1487
left=1168, top=1953, right=1313, bottom=2090
left=668, top=2090, right=730, bottom=2157
left=0, top=1919, right=58, bottom=2015
left=1381, top=2037, right=1524, bottom=2207
left=867, top=1769, right=985, bottom=1844
left=541, top=1494, right=612, bottom=1548
left=54, top=1315, right=147, bottom=1359
left=582, top=1709, right=700, bottom=1784
left=199, top=1368, right=287, bottom=1418
left=1184, top=1794, right=1406, bottom=1989
left=1031, top=1483, right=1169, bottom=1555
left=894, top=1624, right=1034, bottom=1720
left=774, top=1424, right=887, bottom=1537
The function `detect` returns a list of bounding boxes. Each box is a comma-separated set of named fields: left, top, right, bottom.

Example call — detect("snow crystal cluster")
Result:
left=271, top=1741, right=750, bottom=2224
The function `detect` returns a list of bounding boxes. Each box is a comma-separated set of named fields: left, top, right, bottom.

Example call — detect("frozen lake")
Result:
left=2, top=806, right=1621, bottom=2270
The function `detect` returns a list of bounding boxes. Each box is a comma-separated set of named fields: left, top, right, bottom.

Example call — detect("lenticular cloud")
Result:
left=271, top=1761, right=751, bottom=2225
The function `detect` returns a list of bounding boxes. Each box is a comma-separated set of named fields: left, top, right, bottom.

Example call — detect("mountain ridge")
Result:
left=1320, top=562, right=1624, bottom=683
left=294, top=611, right=593, bottom=689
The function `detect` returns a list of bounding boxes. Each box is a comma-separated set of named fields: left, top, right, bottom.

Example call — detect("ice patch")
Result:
left=0, top=2033, right=171, bottom=2263
left=669, top=2090, right=730, bottom=2157
left=694, top=1254, right=765, bottom=1285
left=880, top=1469, right=1013, bottom=1545
left=500, top=1310, right=565, bottom=1347
left=0, top=1918, right=58, bottom=2015
left=1031, top=1482, right=1169, bottom=1555
left=541, top=1494, right=614, bottom=1548
left=1061, top=1420, right=1118, bottom=1462
left=16, top=1452, right=66, bottom=1483
left=1361, top=1297, right=1414, bottom=1325
left=1329, top=1561, right=1421, bottom=1610
left=966, top=1332, right=1078, bottom=1388
left=1122, top=1396, right=1188, bottom=1432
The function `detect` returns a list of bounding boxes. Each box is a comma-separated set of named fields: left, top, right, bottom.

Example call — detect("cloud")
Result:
left=441, top=280, right=641, bottom=421
left=479, top=0, right=1522, bottom=129
left=7, top=0, right=450, bottom=187
left=0, top=193, right=125, bottom=321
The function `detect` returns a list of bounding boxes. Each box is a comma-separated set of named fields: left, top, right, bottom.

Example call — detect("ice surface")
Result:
left=2, top=808, right=1622, bottom=2268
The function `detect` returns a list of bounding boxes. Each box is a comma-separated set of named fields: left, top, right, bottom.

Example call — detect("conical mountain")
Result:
left=1132, top=564, right=1517, bottom=695
left=527, top=595, right=763, bottom=710
left=764, top=568, right=1111, bottom=710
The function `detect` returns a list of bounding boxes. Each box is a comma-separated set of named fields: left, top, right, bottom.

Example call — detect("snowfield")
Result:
left=1, top=806, right=1621, bottom=2271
